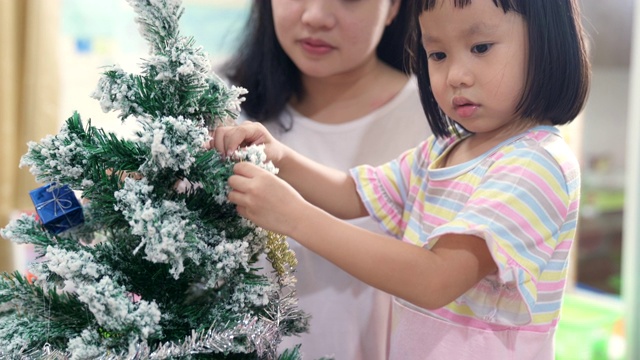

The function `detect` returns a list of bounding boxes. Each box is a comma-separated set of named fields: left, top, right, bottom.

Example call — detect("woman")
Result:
left=223, top=1, right=430, bottom=358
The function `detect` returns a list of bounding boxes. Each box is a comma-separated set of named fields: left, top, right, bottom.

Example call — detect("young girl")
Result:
left=222, top=1, right=430, bottom=359
left=212, top=0, right=590, bottom=358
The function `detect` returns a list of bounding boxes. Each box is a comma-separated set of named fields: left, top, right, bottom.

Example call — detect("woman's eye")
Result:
left=428, top=52, right=446, bottom=61
left=471, top=43, right=492, bottom=54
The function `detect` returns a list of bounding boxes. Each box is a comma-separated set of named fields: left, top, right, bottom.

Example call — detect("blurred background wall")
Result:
left=0, top=0, right=637, bottom=357
left=0, top=0, right=62, bottom=272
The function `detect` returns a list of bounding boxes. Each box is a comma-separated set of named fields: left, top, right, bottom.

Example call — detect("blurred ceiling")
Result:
left=580, top=0, right=635, bottom=68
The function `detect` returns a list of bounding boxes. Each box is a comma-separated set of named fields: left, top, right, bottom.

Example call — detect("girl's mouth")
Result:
left=452, top=96, right=479, bottom=118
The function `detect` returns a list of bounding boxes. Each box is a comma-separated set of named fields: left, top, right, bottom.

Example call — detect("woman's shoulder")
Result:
left=375, top=75, right=422, bottom=114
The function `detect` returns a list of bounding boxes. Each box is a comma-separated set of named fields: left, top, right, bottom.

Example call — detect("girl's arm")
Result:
left=212, top=122, right=367, bottom=219
left=227, top=162, right=498, bottom=309
left=296, top=206, right=498, bottom=310
left=276, top=148, right=367, bottom=219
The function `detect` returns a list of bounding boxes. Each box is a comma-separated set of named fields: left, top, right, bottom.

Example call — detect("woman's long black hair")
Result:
left=222, top=0, right=412, bottom=126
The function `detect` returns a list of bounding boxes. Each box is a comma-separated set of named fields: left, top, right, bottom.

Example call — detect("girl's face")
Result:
left=420, top=0, right=529, bottom=138
left=271, top=0, right=400, bottom=79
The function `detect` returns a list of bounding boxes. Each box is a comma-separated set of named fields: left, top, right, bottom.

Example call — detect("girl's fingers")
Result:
left=227, top=174, right=248, bottom=194
left=228, top=163, right=261, bottom=195
left=211, top=125, right=253, bottom=156
left=234, top=205, right=247, bottom=219
left=209, top=122, right=274, bottom=161
left=212, top=126, right=231, bottom=155
left=233, top=161, right=259, bottom=176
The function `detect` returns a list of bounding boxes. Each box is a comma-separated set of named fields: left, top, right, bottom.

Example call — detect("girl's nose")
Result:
left=301, top=0, right=337, bottom=30
left=447, top=61, right=474, bottom=88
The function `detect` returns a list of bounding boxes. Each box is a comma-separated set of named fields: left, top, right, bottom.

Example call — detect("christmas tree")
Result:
left=0, top=0, right=308, bottom=358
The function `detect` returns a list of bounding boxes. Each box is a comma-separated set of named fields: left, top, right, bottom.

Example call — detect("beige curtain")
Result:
left=0, top=0, right=60, bottom=272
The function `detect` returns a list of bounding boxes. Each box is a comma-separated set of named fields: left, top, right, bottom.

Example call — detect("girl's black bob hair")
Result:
left=407, top=0, right=592, bottom=138
left=222, top=0, right=412, bottom=126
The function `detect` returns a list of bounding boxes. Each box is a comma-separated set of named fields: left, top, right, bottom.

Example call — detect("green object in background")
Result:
left=556, top=291, right=625, bottom=360
left=581, top=189, right=625, bottom=213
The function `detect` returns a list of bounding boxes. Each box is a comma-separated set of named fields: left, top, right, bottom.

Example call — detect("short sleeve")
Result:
left=429, top=146, right=576, bottom=325
left=350, top=145, right=424, bottom=238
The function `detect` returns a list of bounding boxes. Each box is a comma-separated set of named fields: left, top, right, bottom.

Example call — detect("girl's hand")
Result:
left=209, top=121, right=284, bottom=164
left=227, top=161, right=307, bottom=236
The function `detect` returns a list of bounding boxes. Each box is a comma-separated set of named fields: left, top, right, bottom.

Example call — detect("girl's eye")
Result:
left=471, top=43, right=492, bottom=54
left=428, top=52, right=446, bottom=61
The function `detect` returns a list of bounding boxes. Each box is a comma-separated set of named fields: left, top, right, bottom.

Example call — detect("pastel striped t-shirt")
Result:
left=350, top=126, right=580, bottom=342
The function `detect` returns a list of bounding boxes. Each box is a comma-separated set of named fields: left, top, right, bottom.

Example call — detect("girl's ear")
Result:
left=386, top=0, right=402, bottom=26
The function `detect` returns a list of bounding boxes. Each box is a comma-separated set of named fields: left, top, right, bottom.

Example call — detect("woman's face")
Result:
left=271, top=0, right=400, bottom=79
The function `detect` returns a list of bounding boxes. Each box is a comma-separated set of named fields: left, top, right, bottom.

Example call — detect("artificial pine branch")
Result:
left=0, top=272, right=94, bottom=349
left=0, top=0, right=307, bottom=358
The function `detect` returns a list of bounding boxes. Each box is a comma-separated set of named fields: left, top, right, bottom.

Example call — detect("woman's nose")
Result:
left=301, top=0, right=337, bottom=30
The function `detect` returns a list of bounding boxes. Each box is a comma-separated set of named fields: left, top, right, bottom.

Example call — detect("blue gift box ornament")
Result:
left=29, top=183, right=84, bottom=235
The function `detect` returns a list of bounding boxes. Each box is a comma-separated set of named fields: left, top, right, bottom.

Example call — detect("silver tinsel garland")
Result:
left=0, top=280, right=304, bottom=360
left=4, top=309, right=285, bottom=359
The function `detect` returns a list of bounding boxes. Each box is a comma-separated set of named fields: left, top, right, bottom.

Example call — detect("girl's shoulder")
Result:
left=492, top=126, right=581, bottom=190
left=506, top=126, right=579, bottom=167
left=424, top=126, right=579, bottom=182
left=419, top=131, right=468, bottom=159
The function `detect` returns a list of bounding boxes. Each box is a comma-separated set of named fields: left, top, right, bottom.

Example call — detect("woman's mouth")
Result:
left=300, top=38, right=334, bottom=56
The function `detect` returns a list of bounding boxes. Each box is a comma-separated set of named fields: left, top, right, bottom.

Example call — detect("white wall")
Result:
left=581, top=67, right=630, bottom=187
left=58, top=0, right=249, bottom=137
